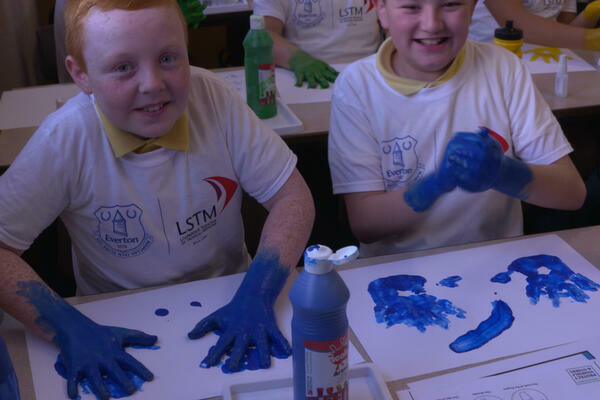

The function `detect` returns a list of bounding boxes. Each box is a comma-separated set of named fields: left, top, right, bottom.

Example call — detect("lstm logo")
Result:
left=175, top=176, right=238, bottom=245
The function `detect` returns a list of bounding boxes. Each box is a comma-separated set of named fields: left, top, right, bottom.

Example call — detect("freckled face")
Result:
left=377, top=0, right=476, bottom=82
left=80, top=6, right=190, bottom=138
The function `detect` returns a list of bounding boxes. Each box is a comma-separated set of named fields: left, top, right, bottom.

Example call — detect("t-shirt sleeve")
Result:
left=253, top=0, right=288, bottom=23
left=328, top=72, right=386, bottom=195
left=503, top=55, right=572, bottom=165
left=0, top=124, right=72, bottom=250
left=221, top=85, right=297, bottom=204
left=562, top=0, right=577, bottom=14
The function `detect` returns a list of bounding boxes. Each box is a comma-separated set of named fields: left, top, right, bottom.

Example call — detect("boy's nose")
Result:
left=420, top=6, right=444, bottom=33
left=138, top=66, right=166, bottom=93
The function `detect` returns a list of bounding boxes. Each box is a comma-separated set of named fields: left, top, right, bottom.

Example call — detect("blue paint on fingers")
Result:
left=368, top=275, right=466, bottom=332
left=449, top=300, right=514, bottom=353
left=54, top=354, right=145, bottom=399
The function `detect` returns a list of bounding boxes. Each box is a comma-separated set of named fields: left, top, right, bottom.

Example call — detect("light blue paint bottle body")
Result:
left=289, top=245, right=350, bottom=400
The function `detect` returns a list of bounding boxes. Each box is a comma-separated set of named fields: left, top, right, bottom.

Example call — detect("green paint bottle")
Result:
left=243, top=14, right=277, bottom=119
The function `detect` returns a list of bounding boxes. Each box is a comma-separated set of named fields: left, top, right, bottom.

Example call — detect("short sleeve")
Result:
left=222, top=85, right=297, bottom=204
left=503, top=56, right=572, bottom=164
left=0, top=125, right=72, bottom=249
left=253, top=0, right=288, bottom=23
left=328, top=73, right=385, bottom=194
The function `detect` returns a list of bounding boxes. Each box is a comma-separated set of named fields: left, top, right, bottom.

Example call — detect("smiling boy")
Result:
left=0, top=0, right=314, bottom=398
left=328, top=0, right=585, bottom=257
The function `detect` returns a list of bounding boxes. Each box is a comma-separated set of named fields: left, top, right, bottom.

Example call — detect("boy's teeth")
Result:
left=144, top=104, right=163, bottom=112
left=420, top=39, right=443, bottom=45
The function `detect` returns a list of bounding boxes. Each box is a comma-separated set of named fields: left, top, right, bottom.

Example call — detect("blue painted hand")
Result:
left=404, top=142, right=457, bottom=212
left=404, top=128, right=533, bottom=212
left=446, top=129, right=504, bottom=192
left=447, top=129, right=532, bottom=199
left=16, top=281, right=157, bottom=400
left=187, top=252, right=291, bottom=373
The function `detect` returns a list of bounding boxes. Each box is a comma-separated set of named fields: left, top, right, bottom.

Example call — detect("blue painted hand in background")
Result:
left=17, top=281, right=157, bottom=400
left=445, top=129, right=504, bottom=192
left=188, top=252, right=291, bottom=373
left=404, top=141, right=457, bottom=212
left=405, top=128, right=532, bottom=212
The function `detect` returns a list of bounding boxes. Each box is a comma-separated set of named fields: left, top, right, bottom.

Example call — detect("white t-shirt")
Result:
left=328, top=40, right=572, bottom=257
left=253, top=0, right=381, bottom=62
left=0, top=68, right=296, bottom=295
left=469, top=0, right=578, bottom=43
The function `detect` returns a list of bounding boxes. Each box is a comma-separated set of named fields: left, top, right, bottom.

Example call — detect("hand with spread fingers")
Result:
left=289, top=50, right=339, bottom=89
left=17, top=281, right=157, bottom=400
left=187, top=252, right=291, bottom=373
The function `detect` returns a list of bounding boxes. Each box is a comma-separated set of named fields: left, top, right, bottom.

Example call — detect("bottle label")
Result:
left=258, top=63, right=276, bottom=106
left=304, top=332, right=349, bottom=400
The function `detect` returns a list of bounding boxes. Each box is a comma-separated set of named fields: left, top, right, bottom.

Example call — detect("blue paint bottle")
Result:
left=0, top=337, right=20, bottom=400
left=289, top=245, right=350, bottom=400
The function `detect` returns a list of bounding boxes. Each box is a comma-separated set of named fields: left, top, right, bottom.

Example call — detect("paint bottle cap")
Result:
left=249, top=14, right=265, bottom=30
left=303, top=245, right=333, bottom=274
left=558, top=53, right=568, bottom=75
left=494, top=20, right=523, bottom=41
left=329, top=246, right=359, bottom=265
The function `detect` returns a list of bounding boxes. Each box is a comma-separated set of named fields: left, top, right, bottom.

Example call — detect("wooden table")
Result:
left=2, top=224, right=600, bottom=399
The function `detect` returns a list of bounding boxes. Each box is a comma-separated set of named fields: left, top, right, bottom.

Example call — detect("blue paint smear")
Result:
left=449, top=300, right=514, bottom=353
left=368, top=275, right=466, bottom=332
left=154, top=308, right=169, bottom=316
left=190, top=301, right=202, bottom=307
left=54, top=355, right=145, bottom=399
left=439, top=275, right=462, bottom=288
left=131, top=345, right=161, bottom=350
left=491, top=254, right=600, bottom=307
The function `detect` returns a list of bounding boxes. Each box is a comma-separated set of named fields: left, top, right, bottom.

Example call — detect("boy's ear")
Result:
left=375, top=0, right=389, bottom=30
left=65, top=55, right=92, bottom=94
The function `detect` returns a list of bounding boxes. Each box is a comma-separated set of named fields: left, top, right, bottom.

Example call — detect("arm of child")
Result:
left=264, top=16, right=339, bottom=88
left=483, top=0, right=599, bottom=48
left=187, top=168, right=314, bottom=372
left=566, top=0, right=600, bottom=28
left=0, top=244, right=157, bottom=400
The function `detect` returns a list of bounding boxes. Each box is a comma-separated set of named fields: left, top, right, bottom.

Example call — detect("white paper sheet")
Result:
left=404, top=336, right=600, bottom=399
left=216, top=63, right=348, bottom=105
left=26, top=270, right=364, bottom=400
left=520, top=44, right=596, bottom=74
left=339, top=235, right=600, bottom=383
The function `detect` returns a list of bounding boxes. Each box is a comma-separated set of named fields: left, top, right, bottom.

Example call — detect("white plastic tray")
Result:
left=262, top=98, right=304, bottom=137
left=222, top=363, right=393, bottom=400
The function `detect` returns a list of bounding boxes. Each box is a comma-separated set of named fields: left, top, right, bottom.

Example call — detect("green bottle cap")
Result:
left=494, top=20, right=523, bottom=41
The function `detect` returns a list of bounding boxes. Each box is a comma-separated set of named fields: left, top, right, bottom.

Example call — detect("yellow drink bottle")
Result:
left=494, top=20, right=523, bottom=57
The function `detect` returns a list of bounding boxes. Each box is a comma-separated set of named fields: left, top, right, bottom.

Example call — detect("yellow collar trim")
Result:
left=96, top=106, right=189, bottom=158
left=375, top=37, right=466, bottom=96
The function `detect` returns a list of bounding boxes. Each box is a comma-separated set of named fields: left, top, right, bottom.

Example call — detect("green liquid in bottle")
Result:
left=243, top=14, right=277, bottom=119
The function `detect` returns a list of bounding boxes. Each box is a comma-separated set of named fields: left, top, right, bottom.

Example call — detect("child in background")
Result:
left=0, top=0, right=314, bottom=398
left=253, top=0, right=382, bottom=88
left=328, top=0, right=585, bottom=257
left=469, top=0, right=600, bottom=49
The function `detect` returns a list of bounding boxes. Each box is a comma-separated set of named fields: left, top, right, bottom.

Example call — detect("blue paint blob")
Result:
left=154, top=308, right=169, bottom=316
left=491, top=254, right=600, bottom=307
left=439, top=275, right=462, bottom=288
left=190, top=301, right=202, bottom=307
left=368, top=275, right=466, bottom=332
left=449, top=300, right=514, bottom=353
left=54, top=355, right=145, bottom=398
